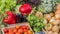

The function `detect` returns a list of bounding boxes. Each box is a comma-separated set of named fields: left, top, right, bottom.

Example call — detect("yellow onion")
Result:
left=52, top=26, right=59, bottom=32
left=52, top=32, right=58, bottom=34
left=55, top=10, right=60, bottom=14
left=47, top=24, right=52, bottom=31
left=45, top=14, right=51, bottom=21
left=52, top=20, right=60, bottom=25
left=47, top=31, right=53, bottom=34
left=56, top=4, right=60, bottom=10
left=55, top=14, right=60, bottom=20
left=50, top=13, right=54, bottom=17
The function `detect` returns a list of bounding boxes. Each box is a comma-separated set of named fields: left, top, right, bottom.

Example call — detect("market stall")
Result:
left=0, top=0, right=60, bottom=34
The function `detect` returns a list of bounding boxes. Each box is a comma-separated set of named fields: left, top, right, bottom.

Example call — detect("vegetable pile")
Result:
left=27, top=14, right=45, bottom=32
left=44, top=4, right=60, bottom=34
left=3, top=25, right=33, bottom=34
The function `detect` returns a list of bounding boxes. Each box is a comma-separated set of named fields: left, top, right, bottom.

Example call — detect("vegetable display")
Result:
left=27, top=11, right=45, bottom=32
left=3, top=25, right=33, bottom=34
left=0, top=0, right=60, bottom=34
left=44, top=4, right=60, bottom=34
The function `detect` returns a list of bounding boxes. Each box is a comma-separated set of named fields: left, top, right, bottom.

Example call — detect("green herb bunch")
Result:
left=27, top=14, right=45, bottom=32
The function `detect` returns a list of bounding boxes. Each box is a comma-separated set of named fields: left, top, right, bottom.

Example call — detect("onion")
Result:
left=47, top=31, right=53, bottom=34
left=55, top=14, right=60, bottom=20
left=49, top=17, right=55, bottom=24
left=56, top=4, right=60, bottom=10
left=52, top=26, right=59, bottom=32
left=44, top=19, right=48, bottom=24
left=55, top=10, right=60, bottom=14
left=50, top=13, right=54, bottom=17
left=47, top=24, right=52, bottom=31
left=52, top=20, right=60, bottom=25
left=52, top=32, right=58, bottom=34
left=45, top=14, right=51, bottom=21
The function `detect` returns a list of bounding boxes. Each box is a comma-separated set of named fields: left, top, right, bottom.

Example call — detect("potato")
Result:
left=52, top=26, right=59, bottom=32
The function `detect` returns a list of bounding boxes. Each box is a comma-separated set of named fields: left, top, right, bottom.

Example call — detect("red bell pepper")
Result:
left=19, top=4, right=32, bottom=15
left=3, top=11, right=16, bottom=24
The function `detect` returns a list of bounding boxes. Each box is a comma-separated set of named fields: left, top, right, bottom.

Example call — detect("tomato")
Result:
left=3, top=28, right=8, bottom=33
left=15, top=32, right=20, bottom=34
left=8, top=32, right=14, bottom=34
left=5, top=32, right=8, bottom=34
left=23, top=29, right=28, bottom=32
left=27, top=30, right=33, bottom=34
left=18, top=28, right=23, bottom=34
left=24, top=32, right=28, bottom=34
left=21, top=25, right=29, bottom=30
left=15, top=26, right=20, bottom=29
left=8, top=28, right=13, bottom=32
left=13, top=28, right=17, bottom=33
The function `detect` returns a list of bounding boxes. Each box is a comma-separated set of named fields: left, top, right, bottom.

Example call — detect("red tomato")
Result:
left=5, top=32, right=8, bottom=34
left=8, top=28, right=13, bottom=32
left=24, top=32, right=28, bottom=34
left=15, top=32, right=20, bottom=34
left=3, top=28, right=8, bottom=33
left=8, top=31, right=14, bottom=34
left=21, top=25, right=29, bottom=30
left=13, top=28, right=17, bottom=33
left=23, top=29, right=28, bottom=32
left=27, top=30, right=33, bottom=34
left=18, top=28, right=23, bottom=34
left=15, top=26, right=20, bottom=29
